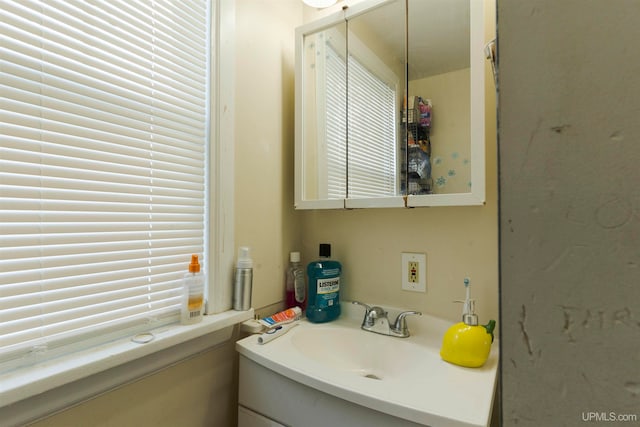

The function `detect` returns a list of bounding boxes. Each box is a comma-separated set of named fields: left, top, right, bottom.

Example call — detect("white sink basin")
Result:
left=236, top=302, right=498, bottom=427
left=290, top=326, right=439, bottom=381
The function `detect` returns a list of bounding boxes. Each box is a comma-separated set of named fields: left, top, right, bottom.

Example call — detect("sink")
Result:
left=236, top=302, right=498, bottom=427
left=291, top=326, right=438, bottom=381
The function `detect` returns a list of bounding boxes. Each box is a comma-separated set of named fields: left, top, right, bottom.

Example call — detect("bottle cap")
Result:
left=290, top=251, right=301, bottom=263
left=319, top=243, right=331, bottom=257
left=189, top=254, right=200, bottom=273
left=237, top=246, right=253, bottom=268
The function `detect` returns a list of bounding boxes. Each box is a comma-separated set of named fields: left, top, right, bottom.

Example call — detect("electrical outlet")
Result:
left=408, top=261, right=419, bottom=283
left=402, top=252, right=426, bottom=292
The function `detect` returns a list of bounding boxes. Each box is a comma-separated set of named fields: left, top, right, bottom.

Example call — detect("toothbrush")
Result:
left=257, top=322, right=299, bottom=345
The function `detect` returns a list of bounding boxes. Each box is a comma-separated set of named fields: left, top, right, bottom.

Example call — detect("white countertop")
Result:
left=236, top=303, right=498, bottom=427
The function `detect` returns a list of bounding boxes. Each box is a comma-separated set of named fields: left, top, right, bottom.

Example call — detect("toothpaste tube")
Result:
left=259, top=306, right=302, bottom=328
left=258, top=322, right=299, bottom=344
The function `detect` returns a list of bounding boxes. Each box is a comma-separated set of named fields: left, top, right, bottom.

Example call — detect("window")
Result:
left=0, top=0, right=210, bottom=370
left=346, top=54, right=398, bottom=198
left=318, top=30, right=399, bottom=200
left=318, top=32, right=347, bottom=200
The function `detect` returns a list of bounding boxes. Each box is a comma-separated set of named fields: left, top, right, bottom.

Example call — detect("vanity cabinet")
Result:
left=238, top=405, right=285, bottom=427
left=295, top=0, right=488, bottom=209
left=238, top=355, right=424, bottom=427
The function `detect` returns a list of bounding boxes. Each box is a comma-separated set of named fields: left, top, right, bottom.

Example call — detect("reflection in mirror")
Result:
left=346, top=0, right=406, bottom=200
left=300, top=22, right=347, bottom=202
left=407, top=0, right=470, bottom=195
left=295, top=0, right=485, bottom=209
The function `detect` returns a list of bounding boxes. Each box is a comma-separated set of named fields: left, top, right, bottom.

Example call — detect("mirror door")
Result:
left=345, top=0, right=406, bottom=208
left=406, top=0, right=485, bottom=207
left=296, top=19, right=347, bottom=209
left=295, top=0, right=486, bottom=209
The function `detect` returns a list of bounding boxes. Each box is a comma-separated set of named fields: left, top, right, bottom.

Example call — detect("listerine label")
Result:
left=317, top=276, right=340, bottom=294
left=316, top=276, right=339, bottom=308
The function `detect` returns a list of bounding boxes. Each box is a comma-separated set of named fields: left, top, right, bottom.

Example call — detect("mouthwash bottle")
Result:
left=306, top=243, right=341, bottom=323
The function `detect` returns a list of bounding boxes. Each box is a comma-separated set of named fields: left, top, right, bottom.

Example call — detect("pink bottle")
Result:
left=285, top=252, right=306, bottom=310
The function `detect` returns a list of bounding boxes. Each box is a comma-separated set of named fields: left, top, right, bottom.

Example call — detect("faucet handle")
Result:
left=392, top=310, right=422, bottom=336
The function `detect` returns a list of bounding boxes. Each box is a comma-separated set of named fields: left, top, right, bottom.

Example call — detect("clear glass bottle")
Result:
left=285, top=251, right=306, bottom=310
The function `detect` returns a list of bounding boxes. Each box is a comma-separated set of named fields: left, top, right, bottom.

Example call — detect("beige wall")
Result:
left=234, top=0, right=303, bottom=311
left=411, top=68, right=472, bottom=195
left=232, top=0, right=498, bottom=325
left=299, top=1, right=498, bottom=325
left=299, top=201, right=498, bottom=324
left=31, top=337, right=240, bottom=427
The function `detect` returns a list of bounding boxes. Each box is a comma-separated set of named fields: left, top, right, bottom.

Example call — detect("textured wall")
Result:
left=498, top=1, right=640, bottom=425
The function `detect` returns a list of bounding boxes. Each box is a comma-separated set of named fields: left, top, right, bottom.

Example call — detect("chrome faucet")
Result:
left=352, top=301, right=422, bottom=338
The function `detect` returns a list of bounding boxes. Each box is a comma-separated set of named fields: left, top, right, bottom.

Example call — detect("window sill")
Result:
left=0, top=309, right=254, bottom=427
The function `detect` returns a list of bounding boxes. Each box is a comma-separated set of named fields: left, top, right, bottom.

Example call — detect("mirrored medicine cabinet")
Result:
left=294, top=0, right=486, bottom=209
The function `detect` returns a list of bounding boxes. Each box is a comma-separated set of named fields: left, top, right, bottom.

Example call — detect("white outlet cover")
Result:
left=401, top=252, right=427, bottom=292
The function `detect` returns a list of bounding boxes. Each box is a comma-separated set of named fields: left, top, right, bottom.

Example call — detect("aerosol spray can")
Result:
left=233, top=247, right=253, bottom=311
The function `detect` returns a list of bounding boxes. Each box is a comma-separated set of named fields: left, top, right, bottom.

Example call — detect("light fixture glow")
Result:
left=302, top=0, right=338, bottom=8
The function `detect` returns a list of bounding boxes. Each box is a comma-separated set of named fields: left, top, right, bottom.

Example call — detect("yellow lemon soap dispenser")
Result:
left=440, top=278, right=496, bottom=368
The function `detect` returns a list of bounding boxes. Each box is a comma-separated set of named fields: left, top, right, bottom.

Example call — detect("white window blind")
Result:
left=321, top=38, right=398, bottom=200
left=0, top=0, right=209, bottom=367
left=347, top=55, right=397, bottom=198
left=322, top=37, right=346, bottom=200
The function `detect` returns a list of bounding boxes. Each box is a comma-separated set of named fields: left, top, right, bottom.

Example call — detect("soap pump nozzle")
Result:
left=188, top=254, right=201, bottom=273
left=236, top=246, right=253, bottom=269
